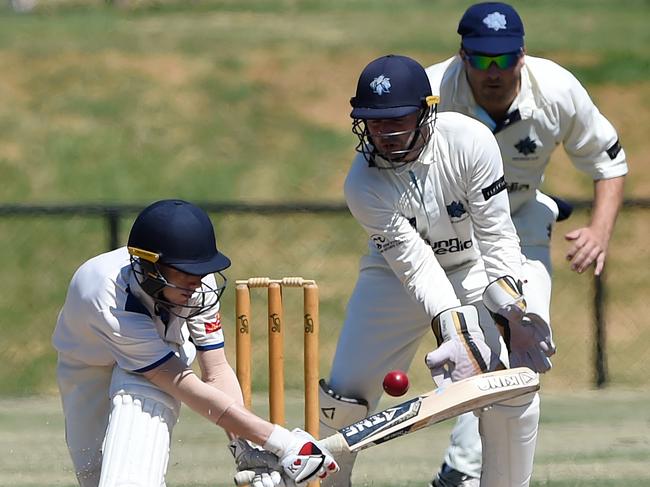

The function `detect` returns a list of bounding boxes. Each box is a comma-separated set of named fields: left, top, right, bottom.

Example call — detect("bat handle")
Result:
left=318, top=432, right=350, bottom=457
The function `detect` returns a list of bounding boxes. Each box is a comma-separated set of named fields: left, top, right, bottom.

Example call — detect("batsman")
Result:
left=52, top=199, right=339, bottom=487
left=318, top=54, right=551, bottom=486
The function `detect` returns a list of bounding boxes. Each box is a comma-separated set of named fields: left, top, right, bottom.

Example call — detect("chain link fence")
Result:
left=1, top=201, right=648, bottom=395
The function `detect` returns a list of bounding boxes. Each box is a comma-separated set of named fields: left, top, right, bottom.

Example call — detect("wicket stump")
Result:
left=235, top=276, right=320, bottom=441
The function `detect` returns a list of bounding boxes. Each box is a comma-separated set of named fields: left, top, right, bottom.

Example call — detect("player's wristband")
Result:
left=262, top=424, right=293, bottom=457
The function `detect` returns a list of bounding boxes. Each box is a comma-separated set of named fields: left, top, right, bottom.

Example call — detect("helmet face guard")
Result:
left=352, top=105, right=437, bottom=169
left=128, top=247, right=227, bottom=320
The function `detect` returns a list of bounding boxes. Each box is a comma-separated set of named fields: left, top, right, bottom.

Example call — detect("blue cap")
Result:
left=458, top=2, right=524, bottom=54
left=128, top=199, right=231, bottom=276
left=350, top=54, right=432, bottom=119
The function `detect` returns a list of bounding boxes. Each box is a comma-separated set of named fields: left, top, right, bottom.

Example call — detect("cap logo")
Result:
left=483, top=11, right=507, bottom=31
left=370, top=75, right=391, bottom=95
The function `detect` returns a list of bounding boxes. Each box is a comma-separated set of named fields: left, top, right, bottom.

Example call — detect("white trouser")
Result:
left=442, top=191, right=556, bottom=480
left=57, top=355, right=113, bottom=487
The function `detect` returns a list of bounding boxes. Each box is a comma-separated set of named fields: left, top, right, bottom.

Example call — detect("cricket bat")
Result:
left=319, top=367, right=538, bottom=455
left=234, top=367, right=538, bottom=485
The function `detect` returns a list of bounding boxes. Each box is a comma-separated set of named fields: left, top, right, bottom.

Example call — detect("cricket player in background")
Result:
left=426, top=3, right=628, bottom=485
left=318, top=54, right=553, bottom=486
left=52, top=199, right=338, bottom=487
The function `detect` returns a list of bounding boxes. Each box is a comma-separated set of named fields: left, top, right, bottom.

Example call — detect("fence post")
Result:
left=106, top=208, right=121, bottom=250
left=594, top=271, right=607, bottom=388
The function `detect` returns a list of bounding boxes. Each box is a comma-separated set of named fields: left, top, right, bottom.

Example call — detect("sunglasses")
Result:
left=464, top=51, right=522, bottom=70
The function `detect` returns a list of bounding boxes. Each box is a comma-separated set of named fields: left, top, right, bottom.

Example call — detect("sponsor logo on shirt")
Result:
left=431, top=237, right=473, bottom=255
left=371, top=234, right=405, bottom=253
left=204, top=312, right=222, bottom=334
left=481, top=176, right=507, bottom=200
left=606, top=139, right=622, bottom=160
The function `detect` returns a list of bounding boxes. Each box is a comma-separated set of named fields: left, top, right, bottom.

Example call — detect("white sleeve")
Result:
left=464, top=127, right=523, bottom=282
left=344, top=158, right=461, bottom=319
left=558, top=68, right=628, bottom=180
left=187, top=273, right=225, bottom=351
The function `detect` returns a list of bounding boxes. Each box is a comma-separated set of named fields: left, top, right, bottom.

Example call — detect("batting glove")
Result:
left=263, top=426, right=339, bottom=485
left=425, top=305, right=495, bottom=385
left=230, top=438, right=287, bottom=487
left=508, top=315, right=556, bottom=372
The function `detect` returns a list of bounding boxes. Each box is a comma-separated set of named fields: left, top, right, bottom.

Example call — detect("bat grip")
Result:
left=318, top=432, right=350, bottom=456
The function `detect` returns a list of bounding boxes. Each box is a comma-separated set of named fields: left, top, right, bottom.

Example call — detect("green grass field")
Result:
left=0, top=2, right=649, bottom=485
left=1, top=391, right=649, bottom=486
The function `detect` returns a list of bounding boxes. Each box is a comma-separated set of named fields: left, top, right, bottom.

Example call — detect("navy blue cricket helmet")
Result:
left=127, top=199, right=230, bottom=317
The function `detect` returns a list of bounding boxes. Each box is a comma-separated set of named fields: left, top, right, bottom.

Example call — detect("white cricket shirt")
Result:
left=345, top=111, right=522, bottom=319
left=52, top=247, right=225, bottom=372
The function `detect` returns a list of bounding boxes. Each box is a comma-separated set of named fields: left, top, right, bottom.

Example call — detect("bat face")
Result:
left=340, top=396, right=423, bottom=447
left=338, top=367, right=539, bottom=452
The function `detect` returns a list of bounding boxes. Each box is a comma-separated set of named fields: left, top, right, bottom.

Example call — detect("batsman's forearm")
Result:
left=144, top=356, right=274, bottom=445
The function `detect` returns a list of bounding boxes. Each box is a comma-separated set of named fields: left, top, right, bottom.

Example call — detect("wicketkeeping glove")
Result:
left=263, top=426, right=339, bottom=485
left=230, top=438, right=286, bottom=487
left=425, top=305, right=495, bottom=385
left=482, top=276, right=556, bottom=373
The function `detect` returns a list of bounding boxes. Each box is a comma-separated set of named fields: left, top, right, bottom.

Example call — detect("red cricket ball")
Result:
left=382, top=370, right=410, bottom=397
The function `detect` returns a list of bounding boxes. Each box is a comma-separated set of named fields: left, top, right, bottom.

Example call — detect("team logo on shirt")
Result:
left=370, top=75, right=391, bottom=95
left=515, top=136, right=537, bottom=156
left=483, top=12, right=507, bottom=31
left=446, top=201, right=467, bottom=220
left=204, top=312, right=222, bottom=334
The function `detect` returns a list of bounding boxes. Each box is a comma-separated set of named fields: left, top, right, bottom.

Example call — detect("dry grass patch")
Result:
left=245, top=50, right=364, bottom=132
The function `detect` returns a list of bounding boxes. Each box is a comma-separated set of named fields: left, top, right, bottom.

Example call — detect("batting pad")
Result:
left=98, top=393, right=178, bottom=487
